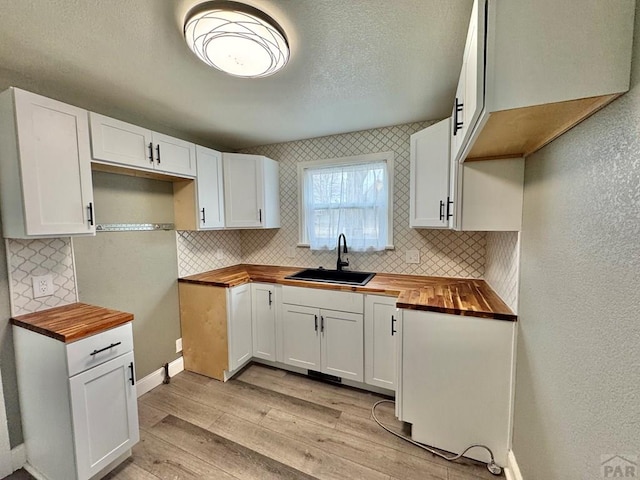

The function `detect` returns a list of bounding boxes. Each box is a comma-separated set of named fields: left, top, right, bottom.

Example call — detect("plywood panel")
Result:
left=179, top=283, right=228, bottom=380
left=467, top=94, right=619, bottom=161
left=172, top=180, right=197, bottom=231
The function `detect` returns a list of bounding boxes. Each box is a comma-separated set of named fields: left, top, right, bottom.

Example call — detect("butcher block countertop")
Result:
left=179, top=264, right=516, bottom=321
left=11, top=302, right=134, bottom=343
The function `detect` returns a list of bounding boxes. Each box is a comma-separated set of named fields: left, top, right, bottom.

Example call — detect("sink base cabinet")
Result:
left=282, top=304, right=321, bottom=371
left=399, top=310, right=515, bottom=466
left=13, top=324, right=138, bottom=480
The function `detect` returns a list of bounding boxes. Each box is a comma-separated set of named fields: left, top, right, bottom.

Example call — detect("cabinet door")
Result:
left=89, top=112, right=153, bottom=170
left=409, top=118, right=450, bottom=228
left=251, top=283, right=276, bottom=361
left=14, top=89, right=95, bottom=236
left=364, top=296, right=398, bottom=390
left=320, top=309, right=364, bottom=382
left=196, top=146, right=225, bottom=229
left=282, top=304, right=320, bottom=370
left=69, top=351, right=139, bottom=480
left=153, top=132, right=196, bottom=177
left=227, top=284, right=253, bottom=372
left=223, top=153, right=263, bottom=228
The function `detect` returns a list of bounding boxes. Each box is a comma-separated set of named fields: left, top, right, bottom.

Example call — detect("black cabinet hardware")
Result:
left=268, top=290, right=272, bottom=306
left=156, top=144, right=161, bottom=164
left=201, top=208, right=206, bottom=224
left=89, top=341, right=121, bottom=356
left=320, top=316, right=325, bottom=333
left=148, top=142, right=154, bottom=163
left=259, top=209, right=262, bottom=223
left=453, top=97, right=464, bottom=136
left=391, top=315, right=397, bottom=336
left=88, top=202, right=94, bottom=226
left=129, top=362, right=135, bottom=386
left=446, top=197, right=454, bottom=220
left=439, top=200, right=445, bottom=221
left=314, top=315, right=318, bottom=332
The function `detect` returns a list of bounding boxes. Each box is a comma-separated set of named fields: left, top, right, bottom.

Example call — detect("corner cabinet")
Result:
left=0, top=88, right=95, bottom=238
left=179, top=282, right=253, bottom=381
left=13, top=322, right=138, bottom=480
left=223, top=153, right=280, bottom=229
left=452, top=0, right=635, bottom=162
left=410, top=118, right=524, bottom=231
left=174, top=146, right=225, bottom=230
left=89, top=112, right=196, bottom=178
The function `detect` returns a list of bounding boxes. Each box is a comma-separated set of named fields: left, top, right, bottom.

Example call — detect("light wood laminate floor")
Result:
left=7, top=363, right=502, bottom=480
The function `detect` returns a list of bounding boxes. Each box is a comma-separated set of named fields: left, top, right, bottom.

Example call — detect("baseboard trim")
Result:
left=136, top=356, right=184, bottom=398
left=11, top=443, right=26, bottom=472
left=504, top=450, right=523, bottom=480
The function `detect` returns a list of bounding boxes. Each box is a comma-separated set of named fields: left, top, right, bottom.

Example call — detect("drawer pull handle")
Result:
left=129, top=362, right=135, bottom=386
left=268, top=290, right=272, bottom=306
left=148, top=142, right=154, bottom=163
left=314, top=315, right=318, bottom=332
left=320, top=316, right=325, bottom=333
left=89, top=341, right=121, bottom=356
left=391, top=315, right=397, bottom=336
left=156, top=144, right=161, bottom=164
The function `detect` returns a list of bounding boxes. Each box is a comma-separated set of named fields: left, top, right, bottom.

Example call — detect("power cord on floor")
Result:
left=371, top=400, right=503, bottom=476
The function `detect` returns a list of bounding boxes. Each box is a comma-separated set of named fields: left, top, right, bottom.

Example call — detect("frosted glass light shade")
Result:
left=184, top=1, right=289, bottom=78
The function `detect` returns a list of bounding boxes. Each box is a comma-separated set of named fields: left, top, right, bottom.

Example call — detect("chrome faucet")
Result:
left=336, top=234, right=349, bottom=271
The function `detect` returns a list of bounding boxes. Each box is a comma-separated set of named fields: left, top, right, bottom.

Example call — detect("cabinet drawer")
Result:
left=282, top=286, right=363, bottom=314
left=67, top=323, right=133, bottom=377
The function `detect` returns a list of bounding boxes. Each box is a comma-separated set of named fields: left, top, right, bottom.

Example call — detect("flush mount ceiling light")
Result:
left=184, top=1, right=289, bottom=78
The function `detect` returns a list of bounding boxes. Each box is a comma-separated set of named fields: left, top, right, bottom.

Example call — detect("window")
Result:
left=298, top=152, right=394, bottom=251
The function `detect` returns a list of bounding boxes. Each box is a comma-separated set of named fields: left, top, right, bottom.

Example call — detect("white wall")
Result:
left=513, top=6, right=640, bottom=478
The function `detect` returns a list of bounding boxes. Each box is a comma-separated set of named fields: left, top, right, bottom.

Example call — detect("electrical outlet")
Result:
left=286, top=246, right=296, bottom=258
left=32, top=274, right=54, bottom=298
left=215, top=249, right=224, bottom=260
left=176, top=338, right=183, bottom=353
left=406, top=250, right=420, bottom=264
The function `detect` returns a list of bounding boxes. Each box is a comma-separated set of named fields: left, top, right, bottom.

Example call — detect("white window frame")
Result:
left=297, top=151, right=395, bottom=249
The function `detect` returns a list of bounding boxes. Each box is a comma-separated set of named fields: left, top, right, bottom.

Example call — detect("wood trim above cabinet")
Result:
left=178, top=282, right=229, bottom=380
left=466, top=90, right=620, bottom=161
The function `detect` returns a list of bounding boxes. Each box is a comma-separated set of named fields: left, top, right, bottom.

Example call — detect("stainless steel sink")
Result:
left=285, top=268, right=376, bottom=286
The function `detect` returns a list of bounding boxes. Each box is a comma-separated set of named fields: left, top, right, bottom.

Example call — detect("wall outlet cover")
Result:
left=176, top=338, right=183, bottom=353
left=286, top=246, right=296, bottom=258
left=215, top=249, right=224, bottom=260
left=32, top=274, right=54, bottom=298
left=406, top=250, right=420, bottom=264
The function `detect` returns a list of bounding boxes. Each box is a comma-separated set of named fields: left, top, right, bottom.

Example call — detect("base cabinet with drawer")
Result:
left=13, top=322, right=139, bottom=480
left=281, top=286, right=364, bottom=382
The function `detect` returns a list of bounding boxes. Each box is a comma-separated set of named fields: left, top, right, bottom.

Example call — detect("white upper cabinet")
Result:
left=0, top=88, right=95, bottom=238
left=89, top=112, right=196, bottom=177
left=410, top=118, right=451, bottom=228
left=223, top=153, right=280, bottom=229
left=410, top=117, right=524, bottom=231
left=453, top=0, right=635, bottom=162
left=195, top=146, right=225, bottom=229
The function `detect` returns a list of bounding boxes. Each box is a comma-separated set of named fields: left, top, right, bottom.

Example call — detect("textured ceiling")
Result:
left=0, top=0, right=473, bottom=150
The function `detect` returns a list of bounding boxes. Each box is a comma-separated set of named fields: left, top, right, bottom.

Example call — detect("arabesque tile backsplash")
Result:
left=177, top=121, right=489, bottom=279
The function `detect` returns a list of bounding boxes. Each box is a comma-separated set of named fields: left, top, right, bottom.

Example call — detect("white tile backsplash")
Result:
left=484, top=231, right=520, bottom=312
left=176, top=230, right=243, bottom=277
left=6, top=238, right=78, bottom=315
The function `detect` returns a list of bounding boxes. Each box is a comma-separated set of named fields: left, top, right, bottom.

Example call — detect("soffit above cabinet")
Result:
left=0, top=0, right=473, bottom=150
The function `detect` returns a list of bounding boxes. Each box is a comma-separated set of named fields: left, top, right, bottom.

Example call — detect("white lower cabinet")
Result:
left=13, top=322, right=139, bottom=480
left=227, top=283, right=253, bottom=372
left=251, top=283, right=279, bottom=361
left=364, top=295, right=399, bottom=390
left=281, top=286, right=364, bottom=382
left=399, top=309, right=515, bottom=466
